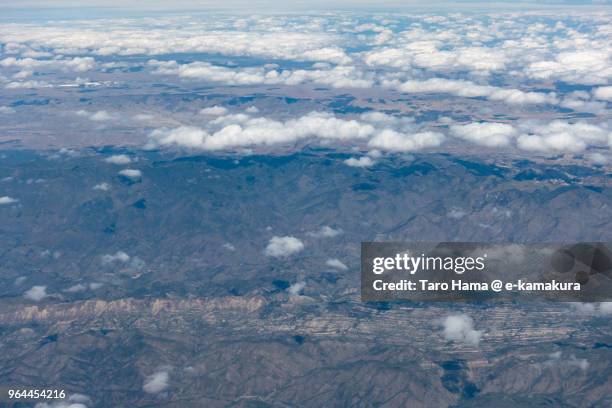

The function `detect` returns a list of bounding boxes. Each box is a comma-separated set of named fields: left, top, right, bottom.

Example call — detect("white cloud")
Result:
left=326, top=258, right=348, bottom=271
left=146, top=111, right=376, bottom=151
left=104, top=154, right=132, bottom=165
left=450, top=122, right=518, bottom=147
left=101, top=251, right=130, bottom=264
left=149, top=60, right=372, bottom=88
left=64, top=284, right=87, bottom=293
left=543, top=351, right=589, bottom=371
left=24, top=285, right=48, bottom=302
left=93, top=182, right=110, bottom=191
left=265, top=236, right=304, bottom=257
left=368, top=129, right=445, bottom=152
left=526, top=50, right=611, bottom=85
left=344, top=156, right=375, bottom=167
left=143, top=371, right=169, bottom=394
left=385, top=78, right=557, bottom=105
left=0, top=196, right=18, bottom=204
left=118, top=169, right=142, bottom=179
left=307, top=226, right=342, bottom=238
left=365, top=43, right=508, bottom=74
left=0, top=56, right=95, bottom=72
left=447, top=208, right=467, bottom=219
left=571, top=302, right=612, bottom=316
left=0, top=106, right=15, bottom=114
left=593, top=86, right=612, bottom=101
left=0, top=22, right=349, bottom=63
left=200, top=106, right=228, bottom=116
left=516, top=121, right=610, bottom=153
left=76, top=110, right=115, bottom=122
left=5, top=79, right=51, bottom=89
left=35, top=393, right=91, bottom=408
left=441, top=314, right=482, bottom=346
left=288, top=281, right=306, bottom=296
left=90, top=110, right=113, bottom=121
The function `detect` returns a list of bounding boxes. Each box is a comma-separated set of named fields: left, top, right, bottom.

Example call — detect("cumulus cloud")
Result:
left=0, top=196, right=18, bottom=204
left=450, top=122, right=518, bottom=147
left=35, top=393, right=91, bottom=408
left=118, top=169, right=142, bottom=179
left=570, top=302, right=612, bottom=316
left=326, top=258, right=348, bottom=271
left=64, top=284, right=87, bottom=293
left=288, top=281, right=306, bottom=296
left=542, top=351, right=589, bottom=371
left=526, top=50, right=611, bottom=85
left=101, top=251, right=131, bottom=264
left=200, top=106, right=228, bottom=116
left=0, top=56, right=95, bottom=72
left=143, top=370, right=170, bottom=394
left=516, top=121, right=610, bottom=153
left=344, top=156, right=375, bottom=167
left=384, top=78, right=558, bottom=105
left=265, top=236, right=304, bottom=257
left=0, top=22, right=349, bottom=63
left=149, top=60, right=371, bottom=88
left=593, top=86, right=612, bottom=101
left=93, top=182, right=110, bottom=191
left=441, top=314, right=483, bottom=346
left=307, top=226, right=342, bottom=238
left=146, top=111, right=376, bottom=151
left=76, top=110, right=115, bottom=122
left=0, top=106, right=15, bottom=114
left=104, top=154, right=132, bottom=164
left=24, top=285, right=48, bottom=302
left=368, top=129, right=445, bottom=152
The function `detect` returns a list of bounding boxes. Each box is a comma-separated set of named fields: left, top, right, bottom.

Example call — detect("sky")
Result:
left=1, top=0, right=610, bottom=10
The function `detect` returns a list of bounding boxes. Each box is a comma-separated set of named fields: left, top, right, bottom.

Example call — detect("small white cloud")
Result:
left=448, top=209, right=467, bottom=219
left=222, top=243, right=236, bottom=251
left=288, top=281, right=306, bottom=296
left=101, top=251, right=130, bottom=264
left=200, top=106, right=228, bottom=116
left=307, top=226, right=342, bottom=238
left=118, top=169, right=142, bottom=179
left=543, top=351, right=589, bottom=371
left=90, top=110, right=113, bottom=122
left=93, top=182, right=110, bottom=191
left=326, top=258, right=348, bottom=271
left=344, top=156, right=375, bottom=168
left=133, top=113, right=154, bottom=122
left=441, top=314, right=482, bottom=346
left=104, top=154, right=132, bottom=165
left=143, top=371, right=169, bottom=394
left=0, top=196, right=18, bottom=205
left=265, top=236, right=304, bottom=257
left=571, top=302, right=612, bottom=316
left=24, top=285, right=47, bottom=302
left=64, top=284, right=87, bottom=293
left=0, top=106, right=15, bottom=114
left=35, top=392, right=91, bottom=408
